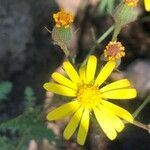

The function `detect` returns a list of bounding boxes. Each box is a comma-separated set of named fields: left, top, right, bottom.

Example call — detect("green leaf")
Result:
left=0, top=107, right=55, bottom=143
left=24, top=86, right=36, bottom=110
left=0, top=81, right=12, bottom=101
left=0, top=136, right=15, bottom=150
left=25, top=124, right=55, bottom=141
left=0, top=86, right=57, bottom=148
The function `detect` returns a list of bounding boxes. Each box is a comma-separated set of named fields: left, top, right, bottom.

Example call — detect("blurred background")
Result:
left=0, top=0, right=150, bottom=149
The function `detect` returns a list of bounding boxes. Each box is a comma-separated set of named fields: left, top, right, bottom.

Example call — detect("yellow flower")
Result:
left=104, top=41, right=125, bottom=61
left=124, top=0, right=139, bottom=7
left=43, top=55, right=137, bottom=145
left=53, top=9, right=74, bottom=28
left=144, top=0, right=150, bottom=11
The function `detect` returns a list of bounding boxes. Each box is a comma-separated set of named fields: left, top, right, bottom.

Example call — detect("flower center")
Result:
left=124, top=0, right=139, bottom=7
left=77, top=85, right=101, bottom=109
left=104, top=41, right=125, bottom=61
left=53, top=10, right=74, bottom=28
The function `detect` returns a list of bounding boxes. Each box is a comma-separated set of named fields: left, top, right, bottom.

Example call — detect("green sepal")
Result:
left=52, top=26, right=72, bottom=44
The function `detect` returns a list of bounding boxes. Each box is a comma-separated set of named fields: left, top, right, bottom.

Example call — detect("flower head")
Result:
left=53, top=9, right=74, bottom=28
left=144, top=0, right=150, bottom=11
left=104, top=41, right=125, bottom=61
left=124, top=0, right=139, bottom=7
left=44, top=55, right=137, bottom=145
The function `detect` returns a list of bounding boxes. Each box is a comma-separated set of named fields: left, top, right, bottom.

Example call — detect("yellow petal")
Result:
left=94, top=61, right=116, bottom=86
left=94, top=107, right=117, bottom=140
left=101, top=89, right=137, bottom=99
left=100, top=100, right=133, bottom=123
left=63, top=107, right=84, bottom=140
left=100, top=79, right=131, bottom=93
left=63, top=61, right=81, bottom=83
left=86, top=55, right=97, bottom=83
left=46, top=101, right=80, bottom=121
left=144, top=0, right=150, bottom=11
left=77, top=108, right=90, bottom=145
left=52, top=72, right=78, bottom=90
left=43, top=83, right=76, bottom=97
left=79, top=65, right=86, bottom=84
left=98, top=104, right=124, bottom=133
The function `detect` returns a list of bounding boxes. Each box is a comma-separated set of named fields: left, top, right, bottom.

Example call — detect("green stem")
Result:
left=132, top=120, right=150, bottom=132
left=80, top=25, right=114, bottom=66
left=124, top=120, right=150, bottom=133
left=62, top=46, right=70, bottom=57
left=88, top=25, right=114, bottom=56
left=67, top=55, right=75, bottom=64
left=15, top=136, right=25, bottom=150
left=91, top=28, right=96, bottom=41
left=96, top=25, right=114, bottom=44
left=15, top=129, right=29, bottom=150
left=111, top=23, right=121, bottom=41
left=133, top=95, right=150, bottom=118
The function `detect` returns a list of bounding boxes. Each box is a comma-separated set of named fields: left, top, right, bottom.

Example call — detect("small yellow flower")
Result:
left=144, top=0, right=150, bottom=11
left=104, top=41, right=125, bottom=61
left=44, top=55, right=137, bottom=145
left=124, top=0, right=139, bottom=7
left=53, top=9, right=74, bottom=28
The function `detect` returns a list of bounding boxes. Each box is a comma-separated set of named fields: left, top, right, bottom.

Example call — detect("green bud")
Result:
left=114, top=2, right=138, bottom=27
left=112, top=2, right=139, bottom=41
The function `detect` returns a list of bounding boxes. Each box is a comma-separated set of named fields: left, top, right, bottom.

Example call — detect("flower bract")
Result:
left=43, top=55, right=137, bottom=145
